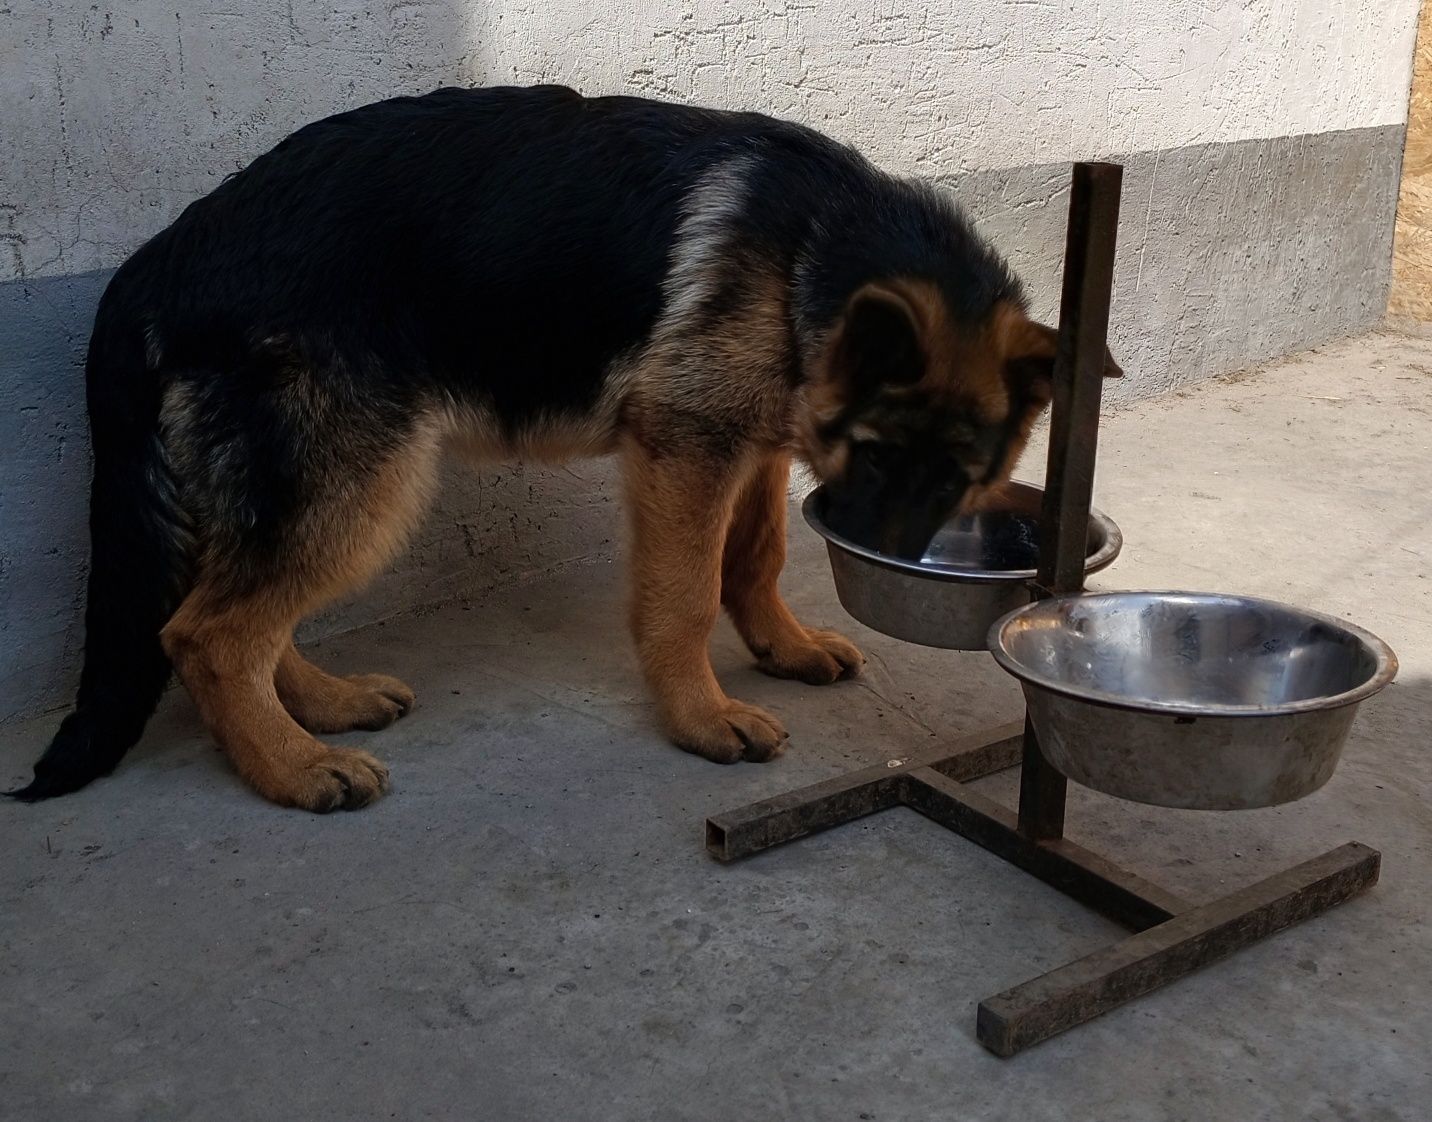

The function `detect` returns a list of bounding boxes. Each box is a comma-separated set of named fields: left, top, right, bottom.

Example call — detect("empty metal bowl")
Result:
left=989, top=592, right=1398, bottom=809
left=802, top=481, right=1122, bottom=650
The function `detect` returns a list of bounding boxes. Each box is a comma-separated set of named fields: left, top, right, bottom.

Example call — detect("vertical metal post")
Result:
left=1017, top=162, right=1123, bottom=841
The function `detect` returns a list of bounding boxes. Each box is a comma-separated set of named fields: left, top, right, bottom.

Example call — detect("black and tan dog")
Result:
left=14, top=86, right=1117, bottom=811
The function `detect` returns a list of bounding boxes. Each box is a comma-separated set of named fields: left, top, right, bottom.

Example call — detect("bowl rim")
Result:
left=800, top=479, right=1123, bottom=584
left=987, top=590, right=1400, bottom=717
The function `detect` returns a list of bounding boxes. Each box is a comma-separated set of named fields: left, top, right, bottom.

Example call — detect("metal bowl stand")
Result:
left=703, top=163, right=1381, bottom=1057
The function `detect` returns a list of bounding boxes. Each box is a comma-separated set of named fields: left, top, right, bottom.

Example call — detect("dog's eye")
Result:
left=861, top=444, right=891, bottom=474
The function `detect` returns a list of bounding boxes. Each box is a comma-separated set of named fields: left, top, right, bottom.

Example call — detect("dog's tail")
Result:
left=9, top=310, right=192, bottom=802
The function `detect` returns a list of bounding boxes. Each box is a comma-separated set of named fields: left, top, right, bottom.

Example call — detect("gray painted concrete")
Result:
left=2, top=331, right=1428, bottom=1120
left=952, top=125, right=1405, bottom=402
left=0, top=123, right=1406, bottom=722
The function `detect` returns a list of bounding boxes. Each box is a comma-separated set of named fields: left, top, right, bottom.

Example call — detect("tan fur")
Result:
left=608, top=264, right=868, bottom=762
left=161, top=422, right=443, bottom=811
left=962, top=305, right=1124, bottom=512
left=586, top=212, right=858, bottom=764
left=792, top=283, right=1111, bottom=530
left=721, top=453, right=863, bottom=684
left=440, top=355, right=640, bottom=465
left=625, top=270, right=795, bottom=447
left=991, top=300, right=1124, bottom=382
left=993, top=301, right=1058, bottom=367
left=163, top=589, right=390, bottom=811
left=275, top=643, right=415, bottom=734
left=888, top=279, right=1011, bottom=414
left=620, top=440, right=790, bottom=764
left=793, top=282, right=1028, bottom=478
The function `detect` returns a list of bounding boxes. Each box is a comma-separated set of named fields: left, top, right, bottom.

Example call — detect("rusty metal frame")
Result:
left=704, top=162, right=1381, bottom=1057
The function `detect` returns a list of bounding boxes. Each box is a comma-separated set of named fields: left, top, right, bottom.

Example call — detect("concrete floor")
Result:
left=3, top=330, right=1430, bottom=1121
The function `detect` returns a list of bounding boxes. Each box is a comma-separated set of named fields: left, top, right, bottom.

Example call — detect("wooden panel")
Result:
left=1390, top=2, right=1432, bottom=322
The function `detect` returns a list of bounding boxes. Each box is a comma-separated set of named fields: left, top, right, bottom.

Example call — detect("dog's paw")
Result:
left=288, top=674, right=415, bottom=734
left=262, top=748, right=391, bottom=812
left=669, top=699, right=789, bottom=764
left=341, top=674, right=416, bottom=730
left=757, top=627, right=865, bottom=685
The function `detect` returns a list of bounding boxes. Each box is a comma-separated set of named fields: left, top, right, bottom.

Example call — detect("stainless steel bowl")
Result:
left=802, top=481, right=1122, bottom=650
left=989, top=592, right=1399, bottom=809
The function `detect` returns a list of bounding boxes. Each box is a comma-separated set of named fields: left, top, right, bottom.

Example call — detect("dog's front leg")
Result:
left=622, top=442, right=789, bottom=763
left=722, top=452, right=865, bottom=683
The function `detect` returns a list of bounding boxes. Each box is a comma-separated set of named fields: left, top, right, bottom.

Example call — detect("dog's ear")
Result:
left=833, top=284, right=926, bottom=392
left=1002, top=317, right=1122, bottom=396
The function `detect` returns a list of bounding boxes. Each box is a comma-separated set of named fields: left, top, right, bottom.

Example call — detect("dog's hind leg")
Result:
left=163, top=586, right=391, bottom=811
left=275, top=643, right=415, bottom=734
left=721, top=453, right=865, bottom=684
left=162, top=423, right=440, bottom=810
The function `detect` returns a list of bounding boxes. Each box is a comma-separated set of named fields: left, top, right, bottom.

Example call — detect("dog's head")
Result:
left=798, top=280, right=1120, bottom=559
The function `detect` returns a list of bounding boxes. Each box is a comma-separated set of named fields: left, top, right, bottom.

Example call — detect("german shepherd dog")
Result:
left=13, top=86, right=1118, bottom=811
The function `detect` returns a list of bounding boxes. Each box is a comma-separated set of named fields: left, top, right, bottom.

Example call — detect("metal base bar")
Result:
left=704, top=744, right=1380, bottom=1056
left=900, top=768, right=1188, bottom=930
left=976, top=842, right=1380, bottom=1056
left=704, top=722, right=1023, bottom=862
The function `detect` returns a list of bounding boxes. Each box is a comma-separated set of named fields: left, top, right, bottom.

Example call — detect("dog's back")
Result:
left=111, top=86, right=858, bottom=421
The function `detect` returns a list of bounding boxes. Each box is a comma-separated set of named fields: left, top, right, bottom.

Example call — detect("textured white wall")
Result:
left=3, top=0, right=1420, bottom=283
left=490, top=1, right=1418, bottom=166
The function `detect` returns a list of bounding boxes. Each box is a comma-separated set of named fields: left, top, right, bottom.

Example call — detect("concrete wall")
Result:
left=1, top=1, right=1420, bottom=720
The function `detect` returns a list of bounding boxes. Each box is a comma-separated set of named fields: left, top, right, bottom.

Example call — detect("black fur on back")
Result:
left=94, top=84, right=1019, bottom=424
